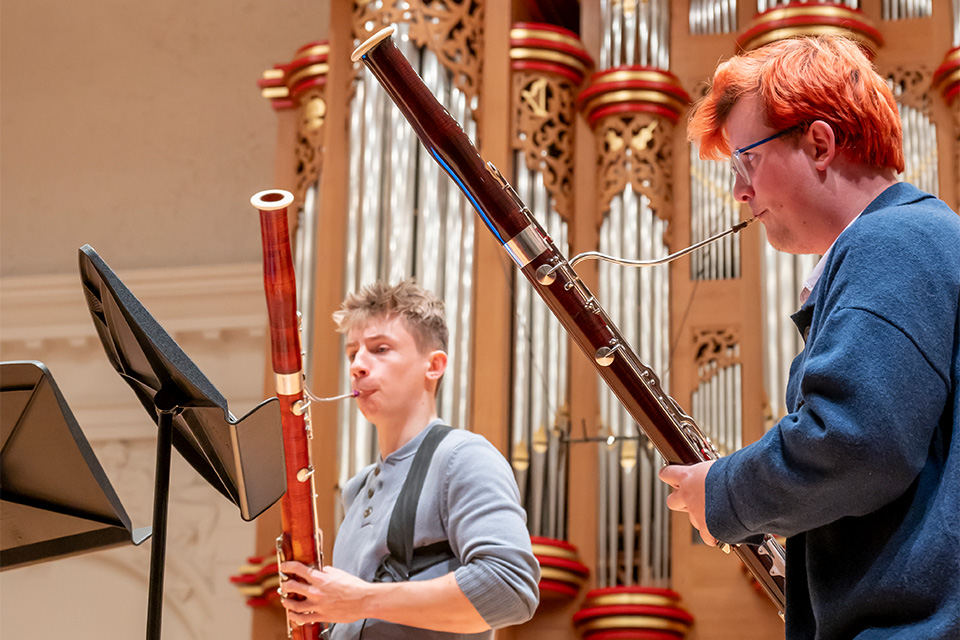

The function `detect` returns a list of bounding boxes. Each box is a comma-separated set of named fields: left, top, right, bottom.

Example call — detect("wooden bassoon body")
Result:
left=351, top=26, right=787, bottom=618
left=252, top=189, right=323, bottom=640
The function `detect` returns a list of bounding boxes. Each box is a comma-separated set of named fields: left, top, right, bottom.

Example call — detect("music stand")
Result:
left=77, top=245, right=287, bottom=640
left=1, top=360, right=151, bottom=570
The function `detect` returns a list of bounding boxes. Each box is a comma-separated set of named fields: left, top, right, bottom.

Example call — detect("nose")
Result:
left=732, top=173, right=753, bottom=203
left=350, top=348, right=369, bottom=379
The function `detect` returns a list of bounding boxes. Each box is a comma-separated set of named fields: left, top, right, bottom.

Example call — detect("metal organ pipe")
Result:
left=338, top=23, right=476, bottom=501
left=510, top=150, right=572, bottom=542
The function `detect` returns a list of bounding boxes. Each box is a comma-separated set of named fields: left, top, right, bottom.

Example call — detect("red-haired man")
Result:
left=660, top=36, right=959, bottom=638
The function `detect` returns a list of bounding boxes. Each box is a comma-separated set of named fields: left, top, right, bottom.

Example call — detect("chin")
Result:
left=355, top=401, right=378, bottom=422
left=764, top=231, right=797, bottom=254
left=770, top=237, right=812, bottom=255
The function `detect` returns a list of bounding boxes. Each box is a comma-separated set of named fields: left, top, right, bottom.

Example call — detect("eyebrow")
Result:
left=345, top=334, right=392, bottom=349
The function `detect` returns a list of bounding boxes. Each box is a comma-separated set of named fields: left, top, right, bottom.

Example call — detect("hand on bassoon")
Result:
left=279, top=561, right=370, bottom=625
left=659, top=461, right=718, bottom=547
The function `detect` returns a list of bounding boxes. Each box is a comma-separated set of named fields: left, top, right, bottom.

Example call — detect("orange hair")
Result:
left=687, top=36, right=904, bottom=172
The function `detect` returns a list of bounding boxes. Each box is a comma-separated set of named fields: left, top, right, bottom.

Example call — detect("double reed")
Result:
left=352, top=27, right=787, bottom=617
left=252, top=190, right=323, bottom=640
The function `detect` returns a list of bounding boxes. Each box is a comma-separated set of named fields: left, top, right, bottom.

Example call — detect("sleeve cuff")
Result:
left=706, top=453, right=756, bottom=544
left=454, top=561, right=538, bottom=629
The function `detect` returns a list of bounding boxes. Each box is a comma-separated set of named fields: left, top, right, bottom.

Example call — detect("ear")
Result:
left=805, top=120, right=837, bottom=171
left=425, top=350, right=447, bottom=382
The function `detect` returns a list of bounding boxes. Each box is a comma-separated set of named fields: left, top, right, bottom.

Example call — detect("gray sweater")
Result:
left=329, top=420, right=540, bottom=639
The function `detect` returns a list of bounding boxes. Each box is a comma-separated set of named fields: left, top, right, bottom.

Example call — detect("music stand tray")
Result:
left=78, top=244, right=286, bottom=521
left=1, top=360, right=151, bottom=571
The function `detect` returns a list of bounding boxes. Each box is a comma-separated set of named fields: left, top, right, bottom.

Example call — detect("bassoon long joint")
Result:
left=352, top=24, right=787, bottom=619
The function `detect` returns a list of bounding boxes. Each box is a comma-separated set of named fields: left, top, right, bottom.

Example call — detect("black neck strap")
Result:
left=385, top=423, right=453, bottom=571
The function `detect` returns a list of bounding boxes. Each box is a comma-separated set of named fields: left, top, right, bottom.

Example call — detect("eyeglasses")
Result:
left=730, top=127, right=798, bottom=186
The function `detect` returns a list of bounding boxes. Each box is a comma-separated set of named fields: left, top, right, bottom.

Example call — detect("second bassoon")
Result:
left=253, top=189, right=324, bottom=640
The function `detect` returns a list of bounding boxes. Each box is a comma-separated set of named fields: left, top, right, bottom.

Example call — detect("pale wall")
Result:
left=0, top=0, right=328, bottom=276
left=0, top=1, right=330, bottom=638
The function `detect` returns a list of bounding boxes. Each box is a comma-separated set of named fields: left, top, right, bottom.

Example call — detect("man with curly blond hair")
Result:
left=659, top=36, right=959, bottom=638
left=279, top=280, right=539, bottom=639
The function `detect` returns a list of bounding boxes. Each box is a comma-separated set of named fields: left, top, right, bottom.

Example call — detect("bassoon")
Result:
left=252, top=190, right=324, bottom=640
left=351, top=27, right=787, bottom=618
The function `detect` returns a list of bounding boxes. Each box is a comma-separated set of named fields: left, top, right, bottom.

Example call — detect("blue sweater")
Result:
left=706, top=183, right=960, bottom=639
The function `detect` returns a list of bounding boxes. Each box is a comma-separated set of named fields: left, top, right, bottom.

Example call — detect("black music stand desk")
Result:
left=78, top=244, right=287, bottom=640
left=1, top=360, right=151, bottom=570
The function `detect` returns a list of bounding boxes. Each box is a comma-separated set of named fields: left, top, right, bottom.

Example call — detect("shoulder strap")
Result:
left=382, top=423, right=453, bottom=579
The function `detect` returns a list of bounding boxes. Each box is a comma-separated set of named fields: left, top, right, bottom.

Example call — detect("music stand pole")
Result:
left=145, top=389, right=178, bottom=640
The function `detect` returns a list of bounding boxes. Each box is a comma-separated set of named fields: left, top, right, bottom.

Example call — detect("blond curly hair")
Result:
left=332, top=279, right=448, bottom=354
